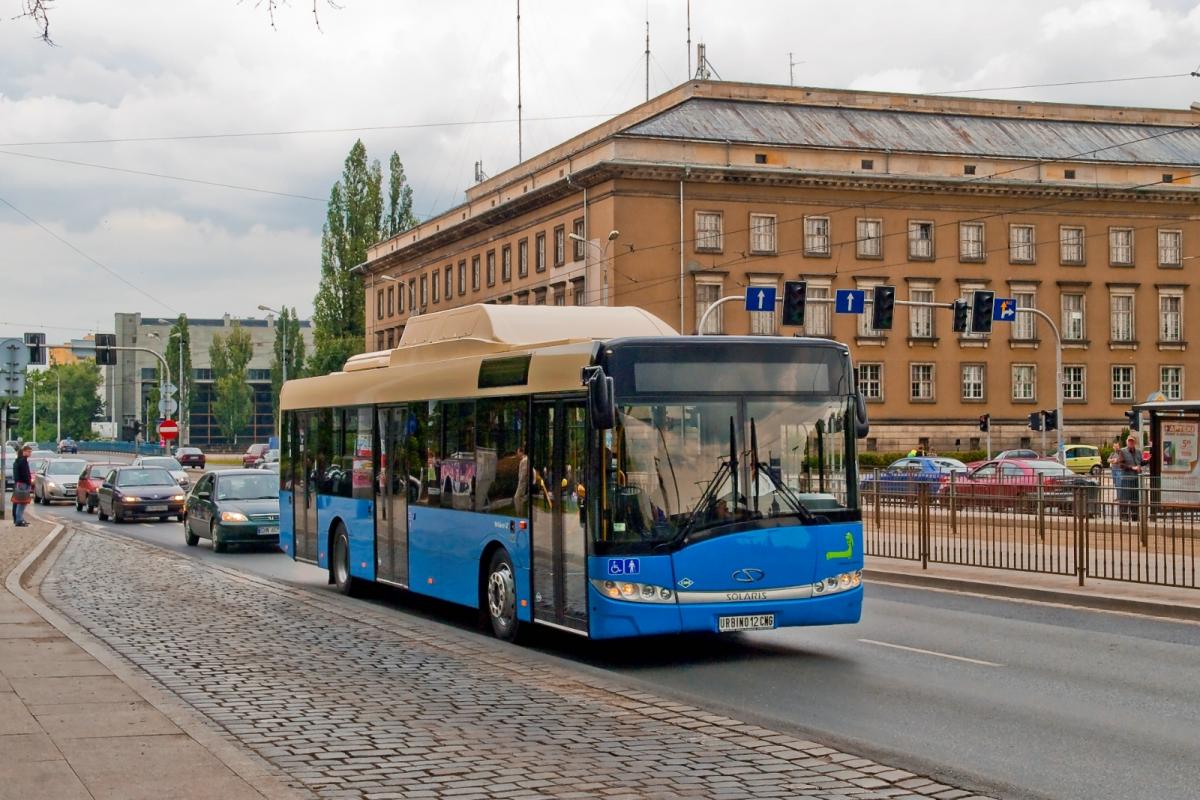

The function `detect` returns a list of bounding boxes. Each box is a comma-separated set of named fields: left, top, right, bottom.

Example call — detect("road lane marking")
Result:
left=857, top=638, right=1004, bottom=667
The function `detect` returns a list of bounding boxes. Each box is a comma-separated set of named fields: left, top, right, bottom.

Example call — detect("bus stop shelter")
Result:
left=1133, top=399, right=1200, bottom=512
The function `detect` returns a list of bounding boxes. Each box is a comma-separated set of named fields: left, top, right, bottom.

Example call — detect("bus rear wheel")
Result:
left=332, top=525, right=358, bottom=596
left=485, top=549, right=520, bottom=642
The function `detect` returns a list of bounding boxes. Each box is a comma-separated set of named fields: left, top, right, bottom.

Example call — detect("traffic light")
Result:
left=1125, top=408, right=1140, bottom=431
left=978, top=413, right=990, bottom=432
left=1043, top=409, right=1059, bottom=431
left=970, top=290, right=995, bottom=334
left=951, top=299, right=970, bottom=333
left=781, top=280, right=807, bottom=327
left=95, top=334, right=117, bottom=366
left=870, top=285, right=896, bottom=330
left=24, top=332, right=46, bottom=366
left=1028, top=412, right=1043, bottom=432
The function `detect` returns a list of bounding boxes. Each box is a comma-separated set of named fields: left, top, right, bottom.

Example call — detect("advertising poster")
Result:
left=1160, top=419, right=1200, bottom=507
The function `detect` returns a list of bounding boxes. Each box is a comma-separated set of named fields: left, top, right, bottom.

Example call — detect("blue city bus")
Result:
left=278, top=304, right=866, bottom=641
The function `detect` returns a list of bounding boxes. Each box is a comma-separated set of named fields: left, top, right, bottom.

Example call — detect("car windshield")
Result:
left=140, top=457, right=182, bottom=470
left=47, top=459, right=87, bottom=475
left=117, top=468, right=176, bottom=487
left=1029, top=462, right=1074, bottom=477
left=216, top=473, right=278, bottom=500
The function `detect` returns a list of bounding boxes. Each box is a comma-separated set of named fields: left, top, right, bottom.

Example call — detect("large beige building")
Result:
left=360, top=80, right=1200, bottom=452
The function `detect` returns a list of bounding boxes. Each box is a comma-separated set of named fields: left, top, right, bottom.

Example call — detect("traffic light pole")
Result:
left=695, top=296, right=956, bottom=335
left=1013, top=307, right=1065, bottom=462
left=103, top=345, right=173, bottom=443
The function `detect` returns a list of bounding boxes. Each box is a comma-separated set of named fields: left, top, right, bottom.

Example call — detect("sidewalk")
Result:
left=867, top=555, right=1200, bottom=621
left=0, top=516, right=306, bottom=800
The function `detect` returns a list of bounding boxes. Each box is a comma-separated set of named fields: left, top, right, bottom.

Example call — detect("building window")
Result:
left=1009, top=224, right=1035, bottom=263
left=517, top=239, right=528, bottom=278
left=571, top=218, right=585, bottom=260
left=534, top=288, right=547, bottom=306
left=1111, top=365, right=1135, bottom=402
left=861, top=158, right=874, bottom=170
left=909, top=364, right=934, bottom=401
left=856, top=363, right=882, bottom=401
left=535, top=233, right=546, bottom=273
left=376, top=289, right=385, bottom=320
left=486, top=250, right=496, bottom=287
left=431, top=270, right=440, bottom=303
left=376, top=331, right=385, bottom=350
left=387, top=287, right=394, bottom=317
left=553, top=225, right=565, bottom=266
left=964, top=164, right=976, bottom=175
left=749, top=213, right=777, bottom=254
left=419, top=274, right=428, bottom=308
left=1161, top=366, right=1184, bottom=400
left=1063, top=365, right=1086, bottom=401
left=908, top=221, right=934, bottom=260
left=553, top=286, right=566, bottom=306
left=1109, top=293, right=1134, bottom=342
left=1060, top=225, right=1085, bottom=265
left=909, top=287, right=934, bottom=338
left=571, top=279, right=585, bottom=306
left=1158, top=229, right=1182, bottom=267
left=445, top=265, right=453, bottom=300
left=457, top=261, right=466, bottom=295
left=695, top=211, right=723, bottom=252
left=959, top=221, right=984, bottom=262
left=471, top=256, right=480, bottom=291
left=1061, top=293, right=1085, bottom=341
left=805, top=284, right=831, bottom=336
left=408, top=279, right=416, bottom=313
left=804, top=216, right=830, bottom=256
left=516, top=291, right=529, bottom=305
left=1159, top=293, right=1183, bottom=342
left=397, top=281, right=405, bottom=313
left=1109, top=227, right=1134, bottom=266
left=857, top=281, right=882, bottom=338
left=856, top=218, right=882, bottom=258
left=961, top=364, right=985, bottom=401
left=1012, top=290, right=1036, bottom=340
left=501, top=245, right=512, bottom=282
left=749, top=281, right=777, bottom=335
left=1012, top=364, right=1036, bottom=401
left=696, top=282, right=723, bottom=334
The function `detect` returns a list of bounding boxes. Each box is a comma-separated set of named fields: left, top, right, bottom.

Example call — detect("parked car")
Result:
left=57, top=438, right=78, bottom=454
left=256, top=448, right=279, bottom=468
left=184, top=469, right=280, bottom=552
left=2, top=446, right=15, bottom=489
left=96, top=466, right=186, bottom=523
left=966, top=449, right=1054, bottom=470
left=76, top=461, right=122, bottom=513
left=30, top=449, right=57, bottom=460
left=242, top=443, right=269, bottom=468
left=33, top=458, right=88, bottom=504
left=174, top=446, right=206, bottom=469
left=1061, top=444, right=1102, bottom=476
left=860, top=456, right=968, bottom=500
left=131, top=455, right=190, bottom=489
left=259, top=461, right=280, bottom=474
left=939, top=458, right=1099, bottom=515
left=27, top=456, right=51, bottom=475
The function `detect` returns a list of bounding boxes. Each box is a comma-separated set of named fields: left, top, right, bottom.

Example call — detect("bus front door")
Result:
left=294, top=411, right=319, bottom=563
left=376, top=407, right=409, bottom=587
left=532, top=400, right=589, bottom=633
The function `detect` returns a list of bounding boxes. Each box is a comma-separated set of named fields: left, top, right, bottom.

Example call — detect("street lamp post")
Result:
left=569, top=230, right=620, bottom=306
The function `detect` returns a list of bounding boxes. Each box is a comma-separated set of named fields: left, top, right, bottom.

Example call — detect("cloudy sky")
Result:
left=3, top=0, right=1200, bottom=343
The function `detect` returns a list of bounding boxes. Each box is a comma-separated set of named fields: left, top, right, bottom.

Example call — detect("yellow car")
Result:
left=1061, top=444, right=1102, bottom=476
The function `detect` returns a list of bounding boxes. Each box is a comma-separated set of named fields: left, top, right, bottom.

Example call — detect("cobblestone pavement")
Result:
left=42, top=528, right=999, bottom=800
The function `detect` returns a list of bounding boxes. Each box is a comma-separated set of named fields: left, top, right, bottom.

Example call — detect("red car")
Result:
left=76, top=462, right=121, bottom=513
left=938, top=458, right=1098, bottom=514
left=175, top=447, right=206, bottom=469
left=242, top=443, right=269, bottom=468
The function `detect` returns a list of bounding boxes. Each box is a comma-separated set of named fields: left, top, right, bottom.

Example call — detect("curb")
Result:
left=866, top=567, right=1200, bottom=623
left=8, top=515, right=314, bottom=800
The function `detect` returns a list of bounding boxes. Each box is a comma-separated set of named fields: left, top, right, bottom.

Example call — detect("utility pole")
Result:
left=645, top=18, right=650, bottom=102
left=686, top=0, right=691, bottom=78
left=32, top=381, right=37, bottom=443
left=55, top=370, right=61, bottom=443
left=516, top=0, right=523, bottom=163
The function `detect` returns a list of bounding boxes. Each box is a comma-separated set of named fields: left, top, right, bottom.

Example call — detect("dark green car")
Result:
left=184, top=469, right=280, bottom=553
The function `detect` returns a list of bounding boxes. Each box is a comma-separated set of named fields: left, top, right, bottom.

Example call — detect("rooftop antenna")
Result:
left=694, top=42, right=719, bottom=80
left=645, top=13, right=650, bottom=101
left=474, top=160, right=487, bottom=183
left=516, top=0, right=523, bottom=162
left=789, top=52, right=806, bottom=86
left=686, top=0, right=691, bottom=78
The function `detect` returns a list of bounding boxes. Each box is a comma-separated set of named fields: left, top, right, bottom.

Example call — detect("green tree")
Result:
left=12, top=362, right=103, bottom=442
left=209, top=323, right=254, bottom=445
left=166, top=315, right=193, bottom=437
left=269, top=306, right=306, bottom=424
left=309, top=140, right=415, bottom=376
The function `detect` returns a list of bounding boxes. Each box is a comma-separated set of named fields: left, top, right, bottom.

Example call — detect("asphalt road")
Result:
left=29, top=465, right=1200, bottom=800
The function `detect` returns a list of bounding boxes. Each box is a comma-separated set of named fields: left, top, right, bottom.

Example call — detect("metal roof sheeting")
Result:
left=623, top=98, right=1200, bottom=166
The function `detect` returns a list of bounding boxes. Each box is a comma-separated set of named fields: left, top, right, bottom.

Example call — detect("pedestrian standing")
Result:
left=11, top=444, right=32, bottom=527
left=1116, top=435, right=1142, bottom=522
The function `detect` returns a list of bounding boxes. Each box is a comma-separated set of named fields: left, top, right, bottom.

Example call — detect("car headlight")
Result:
left=47, top=481, right=58, bottom=489
left=171, top=495, right=185, bottom=501
left=590, top=579, right=674, bottom=603
left=122, top=496, right=141, bottom=503
left=812, top=570, right=862, bottom=595
left=220, top=511, right=248, bottom=523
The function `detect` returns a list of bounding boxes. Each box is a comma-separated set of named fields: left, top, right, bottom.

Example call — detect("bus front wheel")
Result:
left=485, top=549, right=520, bottom=642
left=332, top=525, right=358, bottom=596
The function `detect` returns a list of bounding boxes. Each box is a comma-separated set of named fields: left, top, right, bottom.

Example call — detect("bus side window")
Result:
left=409, top=401, right=440, bottom=507
left=476, top=397, right=527, bottom=517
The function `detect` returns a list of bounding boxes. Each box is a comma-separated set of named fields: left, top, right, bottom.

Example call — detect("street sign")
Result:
left=744, top=286, right=776, bottom=312
left=992, top=297, right=1017, bottom=322
left=158, top=397, right=179, bottom=417
left=157, top=419, right=179, bottom=441
left=834, top=290, right=866, bottom=314
left=160, top=381, right=177, bottom=396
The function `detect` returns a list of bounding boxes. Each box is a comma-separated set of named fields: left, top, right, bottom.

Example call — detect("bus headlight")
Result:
left=813, top=570, right=862, bottom=595
left=593, top=579, right=675, bottom=604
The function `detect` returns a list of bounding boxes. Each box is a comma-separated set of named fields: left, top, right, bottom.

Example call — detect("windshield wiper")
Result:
left=672, top=416, right=739, bottom=543
left=750, top=417, right=817, bottom=523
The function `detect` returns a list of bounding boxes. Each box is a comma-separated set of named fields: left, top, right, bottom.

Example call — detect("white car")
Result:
left=132, top=455, right=191, bottom=489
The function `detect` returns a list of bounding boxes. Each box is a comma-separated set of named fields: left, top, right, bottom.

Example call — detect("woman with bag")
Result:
left=11, top=444, right=32, bottom=527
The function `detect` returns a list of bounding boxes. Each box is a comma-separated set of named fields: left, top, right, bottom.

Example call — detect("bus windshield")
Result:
left=606, top=395, right=855, bottom=547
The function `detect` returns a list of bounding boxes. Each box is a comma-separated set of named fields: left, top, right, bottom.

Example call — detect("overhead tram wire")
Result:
left=927, top=72, right=1197, bottom=95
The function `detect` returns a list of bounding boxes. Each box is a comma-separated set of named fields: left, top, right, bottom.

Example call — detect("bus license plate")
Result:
left=258, top=526, right=278, bottom=536
left=718, top=614, right=775, bottom=633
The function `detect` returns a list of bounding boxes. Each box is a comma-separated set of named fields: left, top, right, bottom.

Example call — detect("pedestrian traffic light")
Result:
left=95, top=333, right=117, bottom=366
left=781, top=280, right=807, bottom=327
left=24, top=332, right=46, bottom=366
left=951, top=299, right=970, bottom=333
left=970, top=290, right=995, bottom=334
left=1043, top=409, right=1059, bottom=431
left=870, top=285, right=896, bottom=330
left=978, top=413, right=990, bottom=432
left=1029, top=412, right=1043, bottom=431
left=1125, top=408, right=1140, bottom=431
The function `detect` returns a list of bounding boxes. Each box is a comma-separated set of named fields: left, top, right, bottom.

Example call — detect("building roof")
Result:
left=623, top=97, right=1200, bottom=166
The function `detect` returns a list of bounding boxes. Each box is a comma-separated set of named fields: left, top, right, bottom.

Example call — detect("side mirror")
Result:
left=583, top=366, right=616, bottom=431
left=854, top=393, right=870, bottom=439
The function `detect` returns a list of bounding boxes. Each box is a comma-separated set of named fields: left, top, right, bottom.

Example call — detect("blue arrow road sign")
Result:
left=835, top=289, right=866, bottom=314
left=745, top=286, right=777, bottom=312
left=993, top=297, right=1017, bottom=322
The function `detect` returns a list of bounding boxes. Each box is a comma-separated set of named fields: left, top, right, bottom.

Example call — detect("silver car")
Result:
left=2, top=447, right=15, bottom=489
left=132, top=455, right=191, bottom=489
left=33, top=458, right=88, bottom=504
